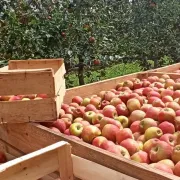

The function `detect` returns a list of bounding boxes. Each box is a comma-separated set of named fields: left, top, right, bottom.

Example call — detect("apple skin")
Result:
left=104, top=91, right=116, bottom=101
left=175, top=116, right=180, bottom=131
left=140, top=104, right=152, bottom=113
left=9, top=95, right=21, bottom=101
left=133, top=132, right=141, bottom=141
left=145, top=107, right=160, bottom=121
left=131, top=150, right=150, bottom=164
left=36, top=94, right=48, bottom=99
left=161, top=74, right=170, bottom=80
left=148, top=91, right=161, bottom=99
left=0, top=151, right=7, bottom=163
left=162, top=96, right=174, bottom=103
left=165, top=79, right=175, bottom=88
left=139, top=118, right=158, bottom=133
left=61, top=118, right=72, bottom=129
left=116, top=104, right=129, bottom=116
left=176, top=110, right=180, bottom=116
left=92, top=136, right=107, bottom=148
left=158, top=108, right=176, bottom=124
left=129, top=110, right=146, bottom=124
left=116, top=128, right=134, bottom=144
left=158, top=159, right=175, bottom=171
left=149, top=141, right=173, bottom=162
left=85, top=104, right=97, bottom=113
left=147, top=76, right=159, bottom=83
left=80, top=121, right=91, bottom=127
left=148, top=96, right=160, bottom=104
left=173, top=90, right=180, bottom=99
left=114, top=116, right=129, bottom=128
left=166, top=102, right=180, bottom=111
left=102, top=106, right=117, bottom=118
left=83, top=111, right=96, bottom=123
left=69, top=102, right=79, bottom=108
left=69, top=122, right=84, bottom=137
left=81, top=125, right=101, bottom=143
left=110, top=97, right=122, bottom=107
left=158, top=121, right=175, bottom=134
left=123, top=80, right=134, bottom=89
left=64, top=128, right=71, bottom=135
left=134, top=81, right=143, bottom=89
left=72, top=96, right=83, bottom=105
left=59, top=109, right=65, bottom=118
left=127, top=98, right=141, bottom=112
left=161, top=89, right=174, bottom=97
left=130, top=121, right=141, bottom=133
left=116, top=145, right=130, bottom=159
left=159, top=134, right=177, bottom=146
left=92, top=113, right=104, bottom=125
left=52, top=119, right=67, bottom=133
left=143, top=138, right=159, bottom=154
left=100, top=140, right=119, bottom=154
left=49, top=127, right=61, bottom=133
left=137, top=135, right=145, bottom=143
left=174, top=82, right=180, bottom=91
left=152, top=99, right=165, bottom=108
left=118, top=91, right=130, bottom=103
left=81, top=97, right=90, bottom=106
left=144, top=127, right=163, bottom=141
left=22, top=98, right=30, bottom=101
left=143, top=87, right=153, bottom=96
left=171, top=145, right=180, bottom=164
left=100, top=117, right=122, bottom=129
left=174, top=161, right=180, bottom=177
left=61, top=114, right=73, bottom=121
left=120, top=138, right=140, bottom=156
left=68, top=135, right=82, bottom=141
left=102, top=124, right=120, bottom=142
left=150, top=163, right=173, bottom=174
left=101, top=100, right=110, bottom=109
left=90, top=97, right=101, bottom=109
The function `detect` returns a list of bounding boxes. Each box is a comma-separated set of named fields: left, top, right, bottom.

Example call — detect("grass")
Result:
left=66, top=61, right=142, bottom=88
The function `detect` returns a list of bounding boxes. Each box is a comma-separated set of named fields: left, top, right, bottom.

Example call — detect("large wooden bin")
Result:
left=0, top=59, right=66, bottom=123
left=0, top=66, right=180, bottom=180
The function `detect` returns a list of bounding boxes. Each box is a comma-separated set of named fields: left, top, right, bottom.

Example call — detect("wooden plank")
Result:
left=147, top=72, right=180, bottom=79
left=0, top=141, right=71, bottom=180
left=0, top=98, right=57, bottom=123
left=8, top=59, right=64, bottom=74
left=0, top=68, right=55, bottom=96
left=153, top=63, right=180, bottom=73
left=0, top=123, right=177, bottom=180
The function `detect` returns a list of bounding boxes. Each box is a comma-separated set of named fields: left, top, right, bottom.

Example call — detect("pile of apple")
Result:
left=0, top=94, right=48, bottom=101
left=43, top=74, right=180, bottom=177
left=174, top=70, right=180, bottom=74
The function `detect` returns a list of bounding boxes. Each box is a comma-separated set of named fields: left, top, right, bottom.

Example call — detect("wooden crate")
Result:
left=0, top=140, right=73, bottom=180
left=0, top=70, right=179, bottom=180
left=0, top=59, right=66, bottom=123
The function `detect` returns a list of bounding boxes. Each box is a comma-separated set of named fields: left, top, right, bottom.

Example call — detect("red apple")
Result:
left=64, top=128, right=71, bottom=135
left=129, top=110, right=146, bottom=124
left=165, top=79, right=175, bottom=88
left=101, top=100, right=110, bottom=109
left=123, top=80, right=134, bottom=89
left=52, top=119, right=67, bottom=133
left=116, top=128, right=134, bottom=144
left=85, top=104, right=97, bottom=112
left=69, top=102, right=79, bottom=108
left=174, top=161, right=180, bottom=177
left=150, top=163, right=173, bottom=174
left=148, top=96, right=160, bottom=104
left=161, top=89, right=174, bottom=97
left=72, top=96, right=83, bottom=105
left=49, top=127, right=61, bottom=133
left=145, top=107, right=160, bottom=121
left=92, top=113, right=104, bottom=125
left=171, top=145, right=180, bottom=164
left=161, top=74, right=170, bottom=80
left=141, top=104, right=152, bottom=113
left=133, top=80, right=143, bottom=89
left=59, top=109, right=65, bottom=118
left=118, top=91, right=130, bottom=103
left=9, top=95, right=21, bottom=101
left=143, top=138, right=159, bottom=153
left=166, top=102, right=180, bottom=111
left=100, top=140, right=119, bottom=154
left=92, top=136, right=107, bottom=148
left=110, top=97, right=122, bottom=107
left=90, top=97, right=101, bottom=109
left=148, top=91, right=161, bottom=98
left=152, top=99, right=165, bottom=108
left=158, top=159, right=175, bottom=171
left=162, top=96, right=173, bottom=103
left=100, top=117, right=122, bottom=129
left=116, top=104, right=129, bottom=116
left=158, top=108, right=176, bottom=124
left=102, top=106, right=117, bottom=118
left=139, top=118, right=158, bottom=133
left=130, top=121, right=141, bottom=133
left=104, top=91, right=116, bottom=101
left=160, top=134, right=177, bottom=146
left=158, top=121, right=175, bottom=134
left=143, top=87, right=153, bottom=96
left=131, top=150, right=150, bottom=164
left=173, top=90, right=180, bottom=99
left=176, top=110, right=180, bottom=116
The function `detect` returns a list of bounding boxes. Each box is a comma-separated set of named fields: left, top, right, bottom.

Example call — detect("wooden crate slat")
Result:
left=153, top=63, right=180, bottom=73
left=0, top=68, right=55, bottom=96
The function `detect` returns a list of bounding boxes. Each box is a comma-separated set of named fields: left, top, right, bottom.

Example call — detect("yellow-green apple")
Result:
left=49, top=127, right=61, bottom=133
left=102, top=106, right=117, bottom=118
left=171, top=145, right=180, bottom=163
left=173, top=90, right=180, bottom=99
left=160, top=134, right=177, bottom=146
left=165, top=79, right=175, bottom=88
left=120, top=138, right=140, bottom=155
left=61, top=114, right=73, bottom=121
left=145, top=107, right=160, bottom=121
left=174, top=161, right=180, bottom=177
left=143, top=138, right=159, bottom=153
left=110, top=97, right=122, bottom=107
left=137, top=135, right=145, bottom=143
left=152, top=99, right=165, bottom=108
left=100, top=117, right=122, bottom=130
left=9, top=95, right=21, bottom=101
left=141, top=104, right=152, bottom=113
left=73, top=106, right=85, bottom=118
left=161, top=74, right=170, bottom=80
left=158, top=121, right=175, bottom=134
left=116, top=82, right=124, bottom=90
left=81, top=97, right=90, bottom=106
left=81, top=125, right=101, bottom=143
left=72, top=96, right=83, bottom=105
left=69, top=122, right=83, bottom=137
left=116, top=145, right=130, bottom=159
left=73, top=117, right=83, bottom=123
left=123, top=80, right=134, bottom=89
left=158, top=108, right=176, bottom=124
left=0, top=151, right=7, bottom=163
left=173, top=82, right=180, bottom=90
left=143, top=87, right=153, bottom=96
left=64, top=128, right=71, bottom=135
left=158, top=159, right=175, bottom=170
left=129, top=110, right=146, bottom=124
left=131, top=150, right=150, bottom=164
left=130, top=121, right=141, bottom=133
left=83, top=111, right=96, bottom=123
left=137, top=141, right=143, bottom=150
left=85, top=104, right=97, bottom=113
left=116, top=128, right=133, bottom=144
left=144, top=127, right=163, bottom=141
left=139, top=118, right=158, bottom=133
left=101, top=100, right=110, bottom=109
left=162, top=96, right=173, bottom=103
left=127, top=98, right=141, bottom=112
left=114, top=116, right=129, bottom=128
left=149, top=141, right=173, bottom=162
left=92, top=113, right=104, bottom=125
left=90, top=97, right=101, bottom=109
left=150, top=163, right=173, bottom=174
left=166, top=102, right=180, bottom=111
left=104, top=91, right=116, bottom=101
left=69, top=102, right=79, bottom=108
left=102, top=124, right=120, bottom=142
left=52, top=119, right=66, bottom=133
left=59, top=109, right=65, bottom=118
left=148, top=96, right=160, bottom=104
left=92, top=136, right=107, bottom=148
left=36, top=94, right=48, bottom=98
left=116, top=104, right=129, bottom=116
